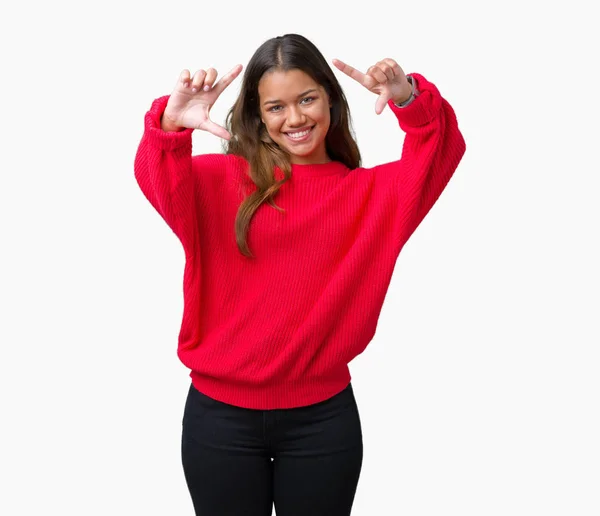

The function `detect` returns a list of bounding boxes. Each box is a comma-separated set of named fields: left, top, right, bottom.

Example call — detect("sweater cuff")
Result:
left=387, top=73, right=443, bottom=129
left=144, top=95, right=194, bottom=151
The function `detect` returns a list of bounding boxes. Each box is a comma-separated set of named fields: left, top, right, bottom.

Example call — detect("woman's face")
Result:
left=258, top=69, right=332, bottom=165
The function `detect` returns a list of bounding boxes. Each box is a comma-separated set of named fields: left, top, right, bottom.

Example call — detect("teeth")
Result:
left=287, top=128, right=311, bottom=139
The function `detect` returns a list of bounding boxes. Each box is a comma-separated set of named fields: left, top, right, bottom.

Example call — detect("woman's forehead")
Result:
left=258, top=69, right=322, bottom=97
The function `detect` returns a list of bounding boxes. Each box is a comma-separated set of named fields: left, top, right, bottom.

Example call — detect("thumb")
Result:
left=375, top=92, right=391, bottom=115
left=200, top=118, right=232, bottom=140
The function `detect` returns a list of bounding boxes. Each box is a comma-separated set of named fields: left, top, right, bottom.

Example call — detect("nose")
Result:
left=287, top=105, right=306, bottom=127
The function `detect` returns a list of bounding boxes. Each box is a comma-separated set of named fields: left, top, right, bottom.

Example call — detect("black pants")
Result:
left=181, top=382, right=363, bottom=516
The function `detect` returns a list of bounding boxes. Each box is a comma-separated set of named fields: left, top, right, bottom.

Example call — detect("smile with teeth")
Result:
left=284, top=126, right=315, bottom=141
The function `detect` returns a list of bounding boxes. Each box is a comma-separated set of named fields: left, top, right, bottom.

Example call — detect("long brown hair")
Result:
left=224, top=33, right=361, bottom=258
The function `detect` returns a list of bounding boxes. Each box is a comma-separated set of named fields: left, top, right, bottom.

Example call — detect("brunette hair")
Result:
left=224, top=33, right=361, bottom=258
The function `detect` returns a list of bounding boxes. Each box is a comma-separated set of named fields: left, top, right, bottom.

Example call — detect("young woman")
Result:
left=134, top=33, right=465, bottom=516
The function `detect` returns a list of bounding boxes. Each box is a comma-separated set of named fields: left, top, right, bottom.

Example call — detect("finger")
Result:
left=191, top=69, right=207, bottom=93
left=375, top=92, right=391, bottom=115
left=367, top=65, right=389, bottom=85
left=382, top=58, right=403, bottom=78
left=200, top=118, right=232, bottom=140
left=174, top=69, right=191, bottom=93
left=203, top=67, right=218, bottom=91
left=177, top=69, right=191, bottom=89
left=377, top=61, right=395, bottom=82
left=212, top=64, right=244, bottom=96
left=332, top=58, right=372, bottom=88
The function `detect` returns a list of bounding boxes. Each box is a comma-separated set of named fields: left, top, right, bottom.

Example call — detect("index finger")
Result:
left=332, top=58, right=370, bottom=87
left=212, top=64, right=244, bottom=95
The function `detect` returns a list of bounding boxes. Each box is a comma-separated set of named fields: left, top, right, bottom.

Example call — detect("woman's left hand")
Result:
left=332, top=58, right=412, bottom=115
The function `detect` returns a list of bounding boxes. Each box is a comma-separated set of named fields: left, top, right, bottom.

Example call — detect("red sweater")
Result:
left=134, top=73, right=466, bottom=409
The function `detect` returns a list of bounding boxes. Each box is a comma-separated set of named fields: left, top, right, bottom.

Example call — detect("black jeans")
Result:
left=181, top=382, right=363, bottom=516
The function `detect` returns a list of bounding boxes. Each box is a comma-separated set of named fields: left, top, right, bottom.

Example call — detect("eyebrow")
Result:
left=263, top=89, right=318, bottom=106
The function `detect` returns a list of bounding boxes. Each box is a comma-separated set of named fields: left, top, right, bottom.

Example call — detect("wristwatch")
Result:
left=394, top=75, right=418, bottom=108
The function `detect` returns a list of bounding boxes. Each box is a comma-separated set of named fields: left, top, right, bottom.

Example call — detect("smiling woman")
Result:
left=224, top=34, right=362, bottom=259
left=133, top=32, right=466, bottom=516
left=258, top=70, right=332, bottom=164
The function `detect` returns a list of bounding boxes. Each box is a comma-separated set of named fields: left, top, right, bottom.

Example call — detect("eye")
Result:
left=300, top=96, right=315, bottom=104
left=268, top=105, right=282, bottom=112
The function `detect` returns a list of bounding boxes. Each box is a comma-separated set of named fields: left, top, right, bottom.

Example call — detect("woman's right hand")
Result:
left=162, top=64, right=243, bottom=140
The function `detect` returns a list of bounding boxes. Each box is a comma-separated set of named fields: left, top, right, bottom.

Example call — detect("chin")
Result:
left=286, top=146, right=317, bottom=158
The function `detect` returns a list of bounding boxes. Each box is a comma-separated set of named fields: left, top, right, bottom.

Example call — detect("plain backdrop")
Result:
left=1, top=0, right=598, bottom=514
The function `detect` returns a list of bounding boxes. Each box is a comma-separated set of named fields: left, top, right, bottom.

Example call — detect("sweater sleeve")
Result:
left=133, top=95, right=199, bottom=253
left=386, top=73, right=466, bottom=247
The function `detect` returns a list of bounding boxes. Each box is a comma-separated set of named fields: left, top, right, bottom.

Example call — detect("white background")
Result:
left=1, top=0, right=598, bottom=514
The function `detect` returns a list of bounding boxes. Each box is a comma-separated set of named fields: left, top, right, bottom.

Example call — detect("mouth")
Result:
left=283, top=125, right=315, bottom=143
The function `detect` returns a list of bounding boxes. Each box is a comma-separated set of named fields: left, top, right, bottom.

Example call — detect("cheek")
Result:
left=313, top=104, right=330, bottom=125
left=315, top=109, right=331, bottom=131
left=263, top=119, right=280, bottom=138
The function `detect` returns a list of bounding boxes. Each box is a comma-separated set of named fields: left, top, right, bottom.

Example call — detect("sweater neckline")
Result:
left=289, top=160, right=348, bottom=178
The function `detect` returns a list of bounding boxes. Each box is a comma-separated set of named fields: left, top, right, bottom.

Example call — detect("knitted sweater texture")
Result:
left=134, top=73, right=466, bottom=409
